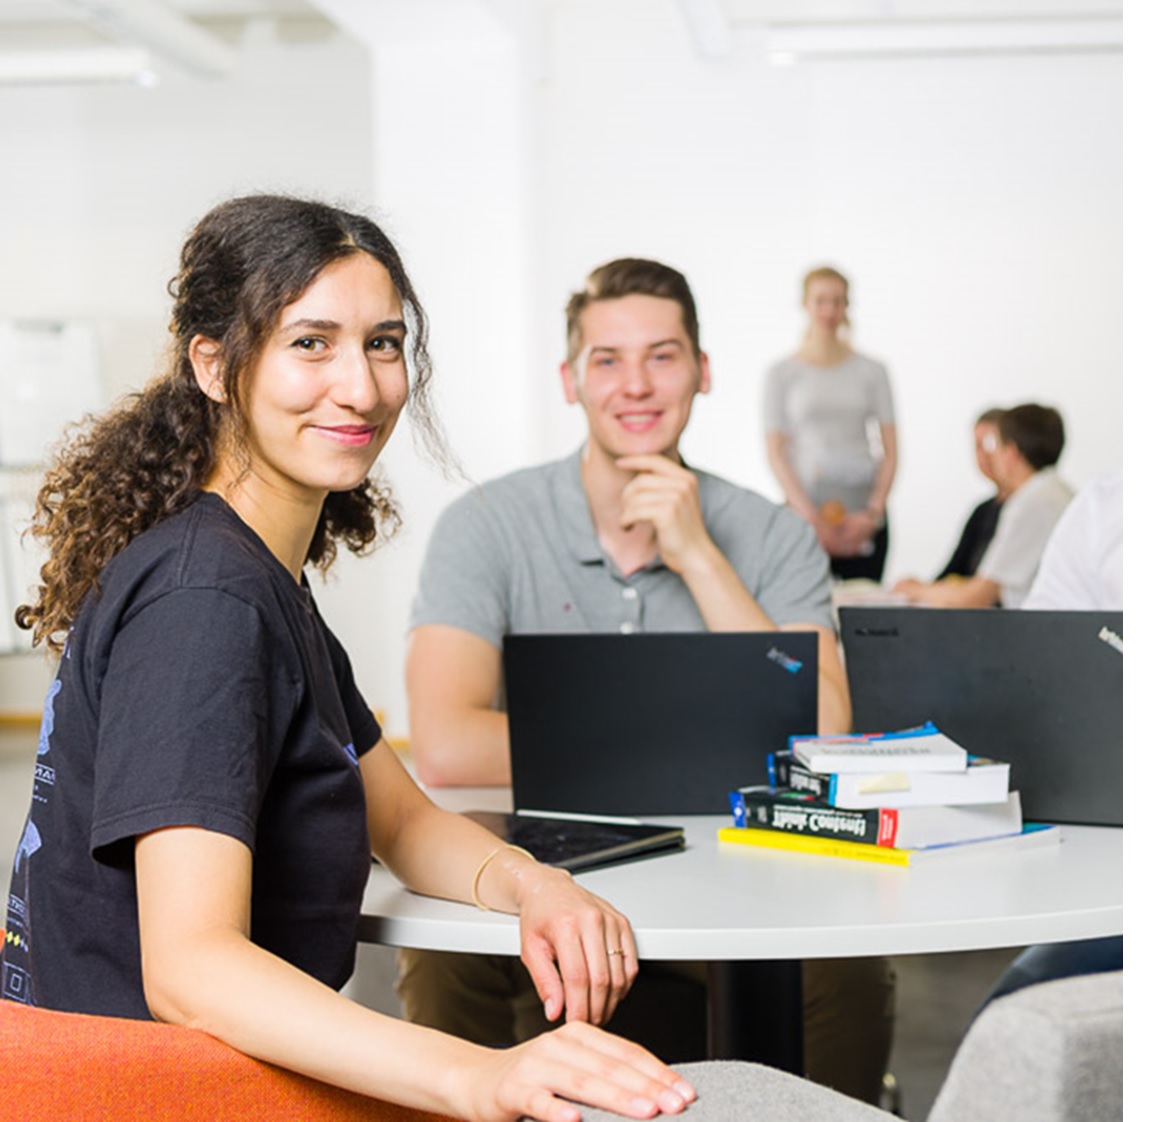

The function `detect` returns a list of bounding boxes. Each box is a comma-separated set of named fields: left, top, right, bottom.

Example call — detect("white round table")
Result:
left=359, top=787, right=1122, bottom=1069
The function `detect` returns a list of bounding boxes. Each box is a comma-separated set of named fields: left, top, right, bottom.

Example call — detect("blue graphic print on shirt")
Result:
left=2, top=671, right=63, bottom=1005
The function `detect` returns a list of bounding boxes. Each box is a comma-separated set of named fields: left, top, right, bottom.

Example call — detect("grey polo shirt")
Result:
left=410, top=449, right=835, bottom=649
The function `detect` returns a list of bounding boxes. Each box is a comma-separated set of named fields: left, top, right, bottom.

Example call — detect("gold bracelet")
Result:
left=470, top=844, right=535, bottom=911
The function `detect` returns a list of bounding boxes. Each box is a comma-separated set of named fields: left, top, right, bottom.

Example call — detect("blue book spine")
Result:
left=729, top=789, right=748, bottom=828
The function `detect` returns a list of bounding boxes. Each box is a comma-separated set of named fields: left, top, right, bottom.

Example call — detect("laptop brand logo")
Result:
left=766, top=646, right=803, bottom=674
left=1097, top=627, right=1123, bottom=654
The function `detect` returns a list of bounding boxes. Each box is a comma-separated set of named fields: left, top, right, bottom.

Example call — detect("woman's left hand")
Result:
left=838, top=510, right=879, bottom=556
left=513, top=861, right=639, bottom=1027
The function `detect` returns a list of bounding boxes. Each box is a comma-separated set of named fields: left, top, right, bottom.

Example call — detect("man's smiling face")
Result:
left=561, top=293, right=710, bottom=462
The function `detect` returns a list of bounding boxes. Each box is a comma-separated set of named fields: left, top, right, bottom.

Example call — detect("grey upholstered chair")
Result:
left=582, top=970, right=1122, bottom=1122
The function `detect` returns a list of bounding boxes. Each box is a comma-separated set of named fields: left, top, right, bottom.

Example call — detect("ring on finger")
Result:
left=607, top=947, right=626, bottom=957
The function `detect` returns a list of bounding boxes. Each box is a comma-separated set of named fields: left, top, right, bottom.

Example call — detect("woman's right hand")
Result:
left=810, top=512, right=845, bottom=556
left=457, top=1021, right=696, bottom=1122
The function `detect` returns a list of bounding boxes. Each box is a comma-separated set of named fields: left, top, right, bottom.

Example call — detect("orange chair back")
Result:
left=0, top=1000, right=461, bottom=1122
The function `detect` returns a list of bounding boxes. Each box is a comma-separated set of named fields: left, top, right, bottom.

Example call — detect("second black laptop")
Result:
left=503, top=631, right=820, bottom=816
left=839, top=607, right=1123, bottom=827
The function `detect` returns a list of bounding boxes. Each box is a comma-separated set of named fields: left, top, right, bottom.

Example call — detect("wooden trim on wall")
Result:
left=0, top=712, right=39, bottom=729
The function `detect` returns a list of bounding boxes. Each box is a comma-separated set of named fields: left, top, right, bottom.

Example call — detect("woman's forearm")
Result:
left=865, top=423, right=898, bottom=514
left=765, top=432, right=818, bottom=521
left=136, top=824, right=690, bottom=1122
left=157, top=927, right=489, bottom=1114
left=136, top=826, right=490, bottom=1117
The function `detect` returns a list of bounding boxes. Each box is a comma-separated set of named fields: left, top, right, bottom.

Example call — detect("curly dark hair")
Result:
left=17, top=194, right=444, bottom=652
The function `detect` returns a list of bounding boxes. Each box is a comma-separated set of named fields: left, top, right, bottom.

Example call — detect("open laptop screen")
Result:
left=839, top=608, right=1122, bottom=827
left=503, top=631, right=819, bottom=816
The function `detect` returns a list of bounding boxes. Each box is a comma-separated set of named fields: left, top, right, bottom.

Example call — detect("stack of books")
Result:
left=720, top=722, right=1061, bottom=866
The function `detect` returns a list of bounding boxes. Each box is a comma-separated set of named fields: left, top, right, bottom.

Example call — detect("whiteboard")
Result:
left=0, top=494, right=41, bottom=653
left=0, top=319, right=103, bottom=466
left=0, top=514, right=15, bottom=651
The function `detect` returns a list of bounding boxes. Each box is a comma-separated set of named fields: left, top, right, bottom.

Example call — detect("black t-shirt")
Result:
left=1, top=494, right=381, bottom=1017
left=937, top=496, right=1003, bottom=581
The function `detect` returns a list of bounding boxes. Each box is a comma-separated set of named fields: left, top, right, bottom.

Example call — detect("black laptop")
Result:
left=463, top=809, right=687, bottom=872
left=839, top=608, right=1123, bottom=827
left=502, top=631, right=820, bottom=816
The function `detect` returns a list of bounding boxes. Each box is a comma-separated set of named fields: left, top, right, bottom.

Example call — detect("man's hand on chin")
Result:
left=616, top=454, right=712, bottom=573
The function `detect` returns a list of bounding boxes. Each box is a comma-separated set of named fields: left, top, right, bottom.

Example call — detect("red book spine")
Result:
left=876, top=808, right=898, bottom=847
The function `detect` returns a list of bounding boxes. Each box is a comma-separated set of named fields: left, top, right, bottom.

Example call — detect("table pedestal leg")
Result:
left=705, top=960, right=804, bottom=1075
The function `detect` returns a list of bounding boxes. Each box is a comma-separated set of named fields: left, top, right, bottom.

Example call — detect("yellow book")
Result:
left=716, top=825, right=1060, bottom=866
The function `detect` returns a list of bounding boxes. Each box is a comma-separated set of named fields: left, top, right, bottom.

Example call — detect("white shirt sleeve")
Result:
left=1024, top=472, right=1123, bottom=611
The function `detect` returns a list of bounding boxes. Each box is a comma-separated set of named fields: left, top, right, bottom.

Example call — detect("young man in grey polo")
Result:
left=401, top=258, right=892, bottom=1104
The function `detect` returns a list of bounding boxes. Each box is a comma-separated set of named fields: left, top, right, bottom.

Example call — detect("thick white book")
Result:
left=772, top=753, right=1010, bottom=809
left=789, top=722, right=968, bottom=774
left=732, top=788, right=1023, bottom=849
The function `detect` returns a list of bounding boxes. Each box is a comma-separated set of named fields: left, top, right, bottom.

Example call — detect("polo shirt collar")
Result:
left=555, top=447, right=604, bottom=565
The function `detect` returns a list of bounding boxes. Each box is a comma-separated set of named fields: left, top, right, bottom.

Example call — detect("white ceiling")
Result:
left=0, top=0, right=1123, bottom=84
left=0, top=0, right=326, bottom=38
left=0, top=0, right=336, bottom=82
left=725, top=0, right=1120, bottom=17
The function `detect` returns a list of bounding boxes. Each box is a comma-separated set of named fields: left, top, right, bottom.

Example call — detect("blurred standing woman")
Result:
left=0, top=195, right=694, bottom=1122
left=764, top=266, right=897, bottom=581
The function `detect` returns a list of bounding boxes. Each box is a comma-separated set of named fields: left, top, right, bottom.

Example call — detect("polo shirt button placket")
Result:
left=619, top=585, right=640, bottom=634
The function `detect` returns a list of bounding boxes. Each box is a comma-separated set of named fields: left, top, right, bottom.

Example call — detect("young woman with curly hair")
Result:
left=1, top=195, right=695, bottom=1122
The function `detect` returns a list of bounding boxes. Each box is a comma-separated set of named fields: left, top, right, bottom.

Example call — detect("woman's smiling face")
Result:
left=204, top=251, right=409, bottom=509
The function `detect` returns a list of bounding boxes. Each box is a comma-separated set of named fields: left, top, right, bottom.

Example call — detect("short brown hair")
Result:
left=565, top=258, right=700, bottom=365
left=997, top=404, right=1066, bottom=470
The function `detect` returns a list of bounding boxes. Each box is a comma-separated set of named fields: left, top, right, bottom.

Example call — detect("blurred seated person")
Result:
left=893, top=403, right=1072, bottom=608
left=935, top=408, right=1006, bottom=580
left=979, top=471, right=1122, bottom=1009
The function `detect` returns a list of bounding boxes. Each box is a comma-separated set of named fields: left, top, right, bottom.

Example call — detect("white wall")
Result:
left=538, top=0, right=1122, bottom=572
left=0, top=1, right=1123, bottom=734
left=0, top=24, right=375, bottom=711
left=320, top=0, right=1120, bottom=733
